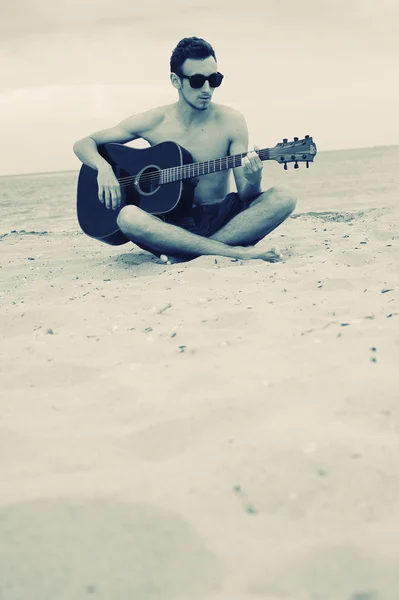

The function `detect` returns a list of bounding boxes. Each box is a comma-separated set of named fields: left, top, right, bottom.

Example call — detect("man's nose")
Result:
left=202, top=80, right=210, bottom=91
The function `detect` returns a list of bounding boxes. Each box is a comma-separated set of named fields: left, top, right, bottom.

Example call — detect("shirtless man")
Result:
left=73, top=37, right=297, bottom=263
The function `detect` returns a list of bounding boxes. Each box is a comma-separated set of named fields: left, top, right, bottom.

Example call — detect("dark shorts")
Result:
left=169, top=191, right=259, bottom=238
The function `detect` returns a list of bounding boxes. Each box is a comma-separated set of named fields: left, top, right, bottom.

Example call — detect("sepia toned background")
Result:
left=1, top=0, right=399, bottom=174
left=1, top=2, right=399, bottom=599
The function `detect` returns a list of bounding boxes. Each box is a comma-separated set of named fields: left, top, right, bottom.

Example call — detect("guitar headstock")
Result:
left=269, top=135, right=317, bottom=170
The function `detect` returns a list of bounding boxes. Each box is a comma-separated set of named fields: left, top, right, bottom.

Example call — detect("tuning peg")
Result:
left=294, top=137, right=298, bottom=142
left=305, top=134, right=310, bottom=139
left=284, top=162, right=288, bottom=170
left=283, top=138, right=288, bottom=143
left=294, top=162, right=299, bottom=169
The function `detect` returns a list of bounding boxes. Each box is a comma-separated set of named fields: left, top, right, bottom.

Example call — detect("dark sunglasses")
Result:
left=179, top=72, right=224, bottom=89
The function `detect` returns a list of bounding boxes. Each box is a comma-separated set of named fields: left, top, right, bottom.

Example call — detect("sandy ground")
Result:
left=0, top=205, right=399, bottom=600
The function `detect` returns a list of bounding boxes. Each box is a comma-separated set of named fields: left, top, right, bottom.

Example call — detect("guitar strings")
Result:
left=110, top=139, right=311, bottom=186
left=100, top=140, right=309, bottom=190
left=116, top=165, right=232, bottom=188
left=115, top=154, right=306, bottom=188
left=114, top=149, right=270, bottom=187
left=115, top=156, right=247, bottom=185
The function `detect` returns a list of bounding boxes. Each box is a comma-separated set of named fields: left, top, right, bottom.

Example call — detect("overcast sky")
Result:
left=1, top=0, right=398, bottom=175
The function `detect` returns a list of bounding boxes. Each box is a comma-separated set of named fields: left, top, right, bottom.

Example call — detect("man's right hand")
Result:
left=97, top=166, right=121, bottom=210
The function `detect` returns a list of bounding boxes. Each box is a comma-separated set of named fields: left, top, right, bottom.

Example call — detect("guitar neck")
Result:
left=162, top=147, right=270, bottom=184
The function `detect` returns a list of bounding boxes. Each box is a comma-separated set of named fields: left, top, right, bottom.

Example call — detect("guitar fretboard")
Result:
left=161, top=148, right=270, bottom=184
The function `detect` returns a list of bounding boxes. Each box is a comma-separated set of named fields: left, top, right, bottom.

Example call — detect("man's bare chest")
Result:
left=144, top=120, right=231, bottom=163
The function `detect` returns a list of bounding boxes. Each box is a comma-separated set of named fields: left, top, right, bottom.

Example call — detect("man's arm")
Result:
left=228, top=110, right=263, bottom=203
left=73, top=107, right=163, bottom=170
left=72, top=108, right=164, bottom=209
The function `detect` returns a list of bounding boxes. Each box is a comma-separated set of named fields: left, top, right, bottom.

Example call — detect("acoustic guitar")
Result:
left=76, top=135, right=317, bottom=245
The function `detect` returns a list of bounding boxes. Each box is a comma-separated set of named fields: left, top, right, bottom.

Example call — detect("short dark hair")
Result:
left=170, top=37, right=217, bottom=75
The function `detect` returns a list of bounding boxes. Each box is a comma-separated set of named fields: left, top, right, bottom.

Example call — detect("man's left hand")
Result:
left=242, top=146, right=263, bottom=186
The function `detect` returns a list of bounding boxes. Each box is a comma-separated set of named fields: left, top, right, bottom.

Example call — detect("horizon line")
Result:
left=1, top=143, right=398, bottom=179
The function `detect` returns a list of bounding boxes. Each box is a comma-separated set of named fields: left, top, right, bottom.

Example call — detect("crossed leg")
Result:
left=116, top=185, right=297, bottom=263
left=210, top=185, right=296, bottom=246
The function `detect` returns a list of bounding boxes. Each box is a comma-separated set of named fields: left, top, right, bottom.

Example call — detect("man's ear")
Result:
left=170, top=72, right=181, bottom=90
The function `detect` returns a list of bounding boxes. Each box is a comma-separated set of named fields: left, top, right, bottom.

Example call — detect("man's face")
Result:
left=178, top=56, right=219, bottom=111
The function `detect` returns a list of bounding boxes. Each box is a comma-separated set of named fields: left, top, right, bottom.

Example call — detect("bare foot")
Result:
left=159, top=254, right=189, bottom=265
left=160, top=246, right=282, bottom=264
left=160, top=247, right=282, bottom=264
left=239, top=246, right=283, bottom=262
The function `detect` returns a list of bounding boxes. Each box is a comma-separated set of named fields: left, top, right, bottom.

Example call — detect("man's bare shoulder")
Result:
left=212, top=103, right=246, bottom=124
left=212, top=103, right=247, bottom=138
left=122, top=104, right=169, bottom=133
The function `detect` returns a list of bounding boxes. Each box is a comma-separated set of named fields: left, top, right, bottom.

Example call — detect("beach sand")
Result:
left=1, top=188, right=399, bottom=598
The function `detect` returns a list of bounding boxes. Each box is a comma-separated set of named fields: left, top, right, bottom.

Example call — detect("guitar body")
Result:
left=76, top=141, right=195, bottom=245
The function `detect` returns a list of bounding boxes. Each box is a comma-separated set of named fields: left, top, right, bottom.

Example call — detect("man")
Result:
left=73, top=37, right=296, bottom=264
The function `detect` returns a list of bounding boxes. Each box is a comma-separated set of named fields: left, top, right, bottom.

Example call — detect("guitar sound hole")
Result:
left=137, top=166, right=161, bottom=194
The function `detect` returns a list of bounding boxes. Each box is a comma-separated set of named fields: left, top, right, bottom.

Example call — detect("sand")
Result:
left=0, top=203, right=399, bottom=599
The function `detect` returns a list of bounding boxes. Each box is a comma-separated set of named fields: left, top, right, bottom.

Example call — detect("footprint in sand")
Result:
left=0, top=498, right=222, bottom=600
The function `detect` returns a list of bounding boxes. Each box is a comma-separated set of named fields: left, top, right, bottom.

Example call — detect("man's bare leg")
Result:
left=210, top=185, right=297, bottom=246
left=116, top=206, right=281, bottom=263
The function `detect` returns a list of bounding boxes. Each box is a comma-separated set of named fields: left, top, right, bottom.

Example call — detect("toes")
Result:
left=160, top=254, right=174, bottom=265
left=271, top=245, right=282, bottom=258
